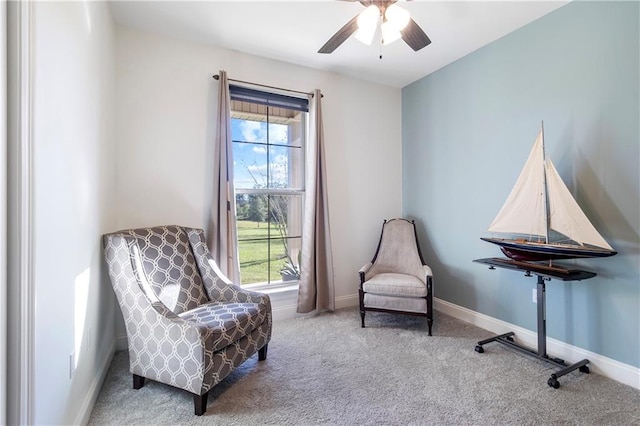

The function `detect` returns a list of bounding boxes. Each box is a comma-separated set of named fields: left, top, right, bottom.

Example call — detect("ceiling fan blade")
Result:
left=335, top=0, right=370, bottom=6
left=318, top=15, right=359, bottom=54
left=401, top=18, right=431, bottom=51
left=360, top=0, right=403, bottom=5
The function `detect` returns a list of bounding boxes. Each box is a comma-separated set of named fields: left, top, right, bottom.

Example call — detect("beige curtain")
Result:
left=208, top=70, right=240, bottom=282
left=297, top=89, right=335, bottom=313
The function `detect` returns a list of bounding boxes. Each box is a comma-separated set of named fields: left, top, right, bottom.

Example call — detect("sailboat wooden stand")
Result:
left=473, top=258, right=594, bottom=388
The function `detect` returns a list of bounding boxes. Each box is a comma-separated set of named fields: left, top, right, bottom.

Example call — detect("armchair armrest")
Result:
left=359, top=262, right=373, bottom=286
left=133, top=302, right=214, bottom=393
left=423, top=265, right=433, bottom=278
left=423, top=265, right=433, bottom=299
left=359, top=262, right=373, bottom=275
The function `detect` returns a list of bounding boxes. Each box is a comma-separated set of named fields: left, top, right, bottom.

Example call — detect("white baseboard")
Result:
left=74, top=339, right=116, bottom=425
left=335, top=293, right=359, bottom=309
left=434, top=297, right=640, bottom=390
left=116, top=334, right=128, bottom=351
left=271, top=292, right=359, bottom=321
left=272, top=303, right=302, bottom=321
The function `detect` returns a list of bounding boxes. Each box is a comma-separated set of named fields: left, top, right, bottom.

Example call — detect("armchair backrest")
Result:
left=106, top=225, right=209, bottom=314
left=368, top=218, right=426, bottom=282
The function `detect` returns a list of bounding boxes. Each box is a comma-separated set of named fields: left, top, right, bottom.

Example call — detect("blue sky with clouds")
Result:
left=232, top=118, right=290, bottom=189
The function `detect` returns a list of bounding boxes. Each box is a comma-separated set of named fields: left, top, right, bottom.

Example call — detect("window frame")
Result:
left=229, top=85, right=308, bottom=289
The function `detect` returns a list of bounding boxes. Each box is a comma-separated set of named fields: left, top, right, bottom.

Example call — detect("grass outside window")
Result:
left=237, top=220, right=297, bottom=284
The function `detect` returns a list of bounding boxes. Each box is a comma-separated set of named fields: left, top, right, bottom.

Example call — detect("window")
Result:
left=230, top=86, right=307, bottom=286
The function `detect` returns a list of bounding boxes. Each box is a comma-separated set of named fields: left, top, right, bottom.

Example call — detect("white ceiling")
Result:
left=109, top=0, right=569, bottom=88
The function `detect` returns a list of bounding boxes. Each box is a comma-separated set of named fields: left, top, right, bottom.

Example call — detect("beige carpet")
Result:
left=89, top=307, right=640, bottom=425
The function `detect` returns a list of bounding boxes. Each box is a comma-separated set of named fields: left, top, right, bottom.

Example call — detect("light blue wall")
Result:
left=402, top=1, right=639, bottom=368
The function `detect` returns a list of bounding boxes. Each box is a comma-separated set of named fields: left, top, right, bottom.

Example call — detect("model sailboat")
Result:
left=482, top=123, right=617, bottom=262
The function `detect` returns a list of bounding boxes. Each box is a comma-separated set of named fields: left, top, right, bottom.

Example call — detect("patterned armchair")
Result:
left=359, top=218, right=433, bottom=335
left=103, top=225, right=272, bottom=416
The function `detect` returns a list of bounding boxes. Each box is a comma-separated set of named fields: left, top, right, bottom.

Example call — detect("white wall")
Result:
left=32, top=2, right=117, bottom=424
left=115, top=26, right=402, bottom=323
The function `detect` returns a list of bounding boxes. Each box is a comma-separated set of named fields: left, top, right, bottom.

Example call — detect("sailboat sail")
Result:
left=483, top=124, right=616, bottom=261
left=545, top=160, right=614, bottom=250
left=488, top=131, right=547, bottom=238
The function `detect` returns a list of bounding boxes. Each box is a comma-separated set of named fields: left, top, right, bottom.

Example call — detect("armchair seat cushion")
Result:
left=179, top=302, right=268, bottom=353
left=363, top=293, right=428, bottom=314
left=363, top=273, right=427, bottom=298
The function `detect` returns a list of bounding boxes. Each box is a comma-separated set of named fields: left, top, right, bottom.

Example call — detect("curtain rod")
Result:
left=212, top=74, right=322, bottom=98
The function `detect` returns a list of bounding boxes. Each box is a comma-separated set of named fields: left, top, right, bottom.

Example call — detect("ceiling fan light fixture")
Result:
left=354, top=25, right=377, bottom=45
left=381, top=20, right=402, bottom=45
left=354, top=5, right=379, bottom=45
left=318, top=1, right=430, bottom=55
left=385, top=4, right=410, bottom=31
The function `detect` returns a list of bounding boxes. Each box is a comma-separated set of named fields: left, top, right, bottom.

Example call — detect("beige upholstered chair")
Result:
left=103, top=225, right=272, bottom=416
left=359, top=218, right=433, bottom=335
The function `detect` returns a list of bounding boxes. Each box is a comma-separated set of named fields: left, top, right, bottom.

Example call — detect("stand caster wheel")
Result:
left=475, top=345, right=484, bottom=353
left=547, top=377, right=560, bottom=389
left=579, top=365, right=590, bottom=374
left=506, top=336, right=514, bottom=342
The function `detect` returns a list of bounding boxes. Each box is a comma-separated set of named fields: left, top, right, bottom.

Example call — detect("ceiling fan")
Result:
left=318, top=0, right=431, bottom=54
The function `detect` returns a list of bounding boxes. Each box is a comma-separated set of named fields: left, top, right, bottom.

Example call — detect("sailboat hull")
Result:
left=481, top=237, right=617, bottom=262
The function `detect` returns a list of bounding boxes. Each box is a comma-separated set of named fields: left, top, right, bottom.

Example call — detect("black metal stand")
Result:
left=473, top=258, right=595, bottom=389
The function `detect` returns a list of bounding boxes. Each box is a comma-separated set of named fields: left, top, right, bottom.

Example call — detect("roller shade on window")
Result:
left=229, top=85, right=309, bottom=112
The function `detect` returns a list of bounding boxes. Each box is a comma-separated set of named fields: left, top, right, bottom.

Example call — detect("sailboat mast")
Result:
left=541, top=120, right=550, bottom=245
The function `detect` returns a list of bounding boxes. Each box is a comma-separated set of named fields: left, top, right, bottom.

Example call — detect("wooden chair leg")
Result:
left=258, top=344, right=268, bottom=361
left=194, top=391, right=209, bottom=416
left=132, top=374, right=145, bottom=389
left=359, top=288, right=366, bottom=328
